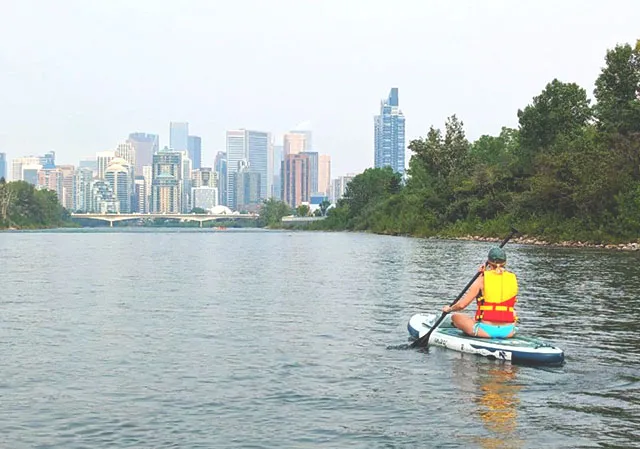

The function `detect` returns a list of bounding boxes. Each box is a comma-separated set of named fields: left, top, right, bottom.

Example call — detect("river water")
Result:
left=0, top=228, right=638, bottom=448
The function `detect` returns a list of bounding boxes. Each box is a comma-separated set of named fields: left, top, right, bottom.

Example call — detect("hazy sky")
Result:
left=1, top=0, right=639, bottom=177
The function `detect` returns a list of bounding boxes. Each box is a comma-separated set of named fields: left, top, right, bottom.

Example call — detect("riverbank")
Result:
left=280, top=220, right=640, bottom=251
left=432, top=234, right=640, bottom=251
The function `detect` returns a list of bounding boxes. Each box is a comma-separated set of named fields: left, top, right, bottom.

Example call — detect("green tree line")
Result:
left=302, top=40, right=640, bottom=243
left=0, top=179, right=72, bottom=229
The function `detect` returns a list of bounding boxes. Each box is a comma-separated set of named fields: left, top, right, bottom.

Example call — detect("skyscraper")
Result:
left=235, top=167, right=261, bottom=212
left=374, top=87, right=406, bottom=174
left=12, top=156, right=41, bottom=181
left=96, top=151, right=115, bottom=180
left=116, top=142, right=136, bottom=170
left=214, top=151, right=227, bottom=208
left=225, top=129, right=269, bottom=210
left=170, top=122, right=189, bottom=151
left=318, top=154, right=331, bottom=196
left=128, top=133, right=159, bottom=176
left=37, top=168, right=64, bottom=202
left=188, top=135, right=202, bottom=169
left=0, top=153, right=6, bottom=180
left=271, top=145, right=283, bottom=200
left=301, top=151, right=318, bottom=194
left=283, top=132, right=308, bottom=156
left=40, top=151, right=56, bottom=169
left=105, top=158, right=133, bottom=213
left=289, top=129, right=312, bottom=150
left=75, top=168, right=93, bottom=212
left=57, top=164, right=76, bottom=211
left=192, top=167, right=215, bottom=188
left=151, top=148, right=183, bottom=213
left=282, top=153, right=310, bottom=208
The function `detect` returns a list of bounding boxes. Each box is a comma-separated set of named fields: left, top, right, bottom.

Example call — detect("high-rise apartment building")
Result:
left=134, top=177, right=146, bottom=213
left=180, top=152, right=192, bottom=213
left=191, top=187, right=218, bottom=211
left=105, top=158, right=133, bottom=213
left=331, top=173, right=356, bottom=202
left=170, top=122, right=189, bottom=151
left=374, top=87, right=406, bottom=174
left=142, top=165, right=153, bottom=214
left=91, top=180, right=118, bottom=213
left=75, top=168, right=93, bottom=212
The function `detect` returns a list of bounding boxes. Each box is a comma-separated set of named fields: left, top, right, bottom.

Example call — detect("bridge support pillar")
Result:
left=109, top=220, right=113, bottom=227
left=199, top=220, right=203, bottom=228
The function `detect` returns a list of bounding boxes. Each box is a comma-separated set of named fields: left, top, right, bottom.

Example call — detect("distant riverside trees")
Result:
left=0, top=179, right=72, bottom=229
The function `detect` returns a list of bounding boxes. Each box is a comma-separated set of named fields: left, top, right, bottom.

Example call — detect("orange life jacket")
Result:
left=474, top=269, right=518, bottom=323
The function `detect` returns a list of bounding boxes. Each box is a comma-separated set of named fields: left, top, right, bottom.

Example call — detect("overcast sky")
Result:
left=1, top=0, right=638, bottom=177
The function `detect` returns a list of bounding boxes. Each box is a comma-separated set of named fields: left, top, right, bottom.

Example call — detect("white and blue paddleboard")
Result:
left=408, top=313, right=565, bottom=365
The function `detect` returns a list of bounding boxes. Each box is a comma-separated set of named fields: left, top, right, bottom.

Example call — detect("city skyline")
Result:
left=2, top=1, right=638, bottom=178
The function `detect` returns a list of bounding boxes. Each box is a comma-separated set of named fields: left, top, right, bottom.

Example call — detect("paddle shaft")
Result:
left=411, top=227, right=518, bottom=349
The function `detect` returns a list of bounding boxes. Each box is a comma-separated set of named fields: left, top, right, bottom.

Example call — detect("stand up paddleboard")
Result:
left=408, top=313, right=564, bottom=365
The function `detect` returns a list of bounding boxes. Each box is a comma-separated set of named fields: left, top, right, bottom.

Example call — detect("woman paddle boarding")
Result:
left=442, top=246, right=518, bottom=339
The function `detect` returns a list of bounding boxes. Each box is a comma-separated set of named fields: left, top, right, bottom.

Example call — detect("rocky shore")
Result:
left=452, top=234, right=640, bottom=251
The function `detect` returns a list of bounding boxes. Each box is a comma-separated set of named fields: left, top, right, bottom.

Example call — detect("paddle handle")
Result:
left=411, top=227, right=518, bottom=349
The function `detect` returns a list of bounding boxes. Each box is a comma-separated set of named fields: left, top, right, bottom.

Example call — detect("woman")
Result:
left=442, top=246, right=518, bottom=339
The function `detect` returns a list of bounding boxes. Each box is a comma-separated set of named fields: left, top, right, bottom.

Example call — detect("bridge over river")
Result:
left=70, top=213, right=259, bottom=227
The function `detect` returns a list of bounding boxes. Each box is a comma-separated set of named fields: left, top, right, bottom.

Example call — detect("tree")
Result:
left=190, top=207, right=207, bottom=214
left=258, top=198, right=290, bottom=227
left=594, top=41, right=640, bottom=134
left=0, top=177, right=15, bottom=225
left=408, top=115, right=470, bottom=184
left=296, top=204, right=310, bottom=217
left=0, top=180, right=70, bottom=229
left=517, top=79, right=592, bottom=171
left=341, top=167, right=402, bottom=221
left=318, top=199, right=331, bottom=216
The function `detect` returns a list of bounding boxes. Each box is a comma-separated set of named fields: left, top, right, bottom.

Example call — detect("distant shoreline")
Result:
left=3, top=224, right=639, bottom=252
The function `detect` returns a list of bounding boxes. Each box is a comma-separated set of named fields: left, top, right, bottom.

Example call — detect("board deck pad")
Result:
left=408, top=313, right=564, bottom=365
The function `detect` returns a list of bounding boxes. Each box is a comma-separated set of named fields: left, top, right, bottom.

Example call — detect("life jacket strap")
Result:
left=478, top=305, right=514, bottom=312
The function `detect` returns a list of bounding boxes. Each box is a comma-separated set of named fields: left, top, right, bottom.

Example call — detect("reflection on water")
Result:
left=449, top=358, right=523, bottom=449
left=474, top=365, right=522, bottom=449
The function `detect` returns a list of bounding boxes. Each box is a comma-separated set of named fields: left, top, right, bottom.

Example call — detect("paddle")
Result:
left=410, top=226, right=519, bottom=349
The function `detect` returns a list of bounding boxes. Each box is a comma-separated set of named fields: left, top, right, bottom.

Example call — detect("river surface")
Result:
left=0, top=228, right=638, bottom=448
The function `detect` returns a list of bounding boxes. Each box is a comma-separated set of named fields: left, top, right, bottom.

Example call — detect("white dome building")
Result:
left=209, top=205, right=235, bottom=215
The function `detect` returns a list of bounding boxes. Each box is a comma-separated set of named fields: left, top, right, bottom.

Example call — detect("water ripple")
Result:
left=0, top=229, right=638, bottom=448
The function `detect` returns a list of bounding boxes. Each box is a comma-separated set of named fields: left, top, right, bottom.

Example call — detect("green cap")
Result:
left=488, top=246, right=506, bottom=262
